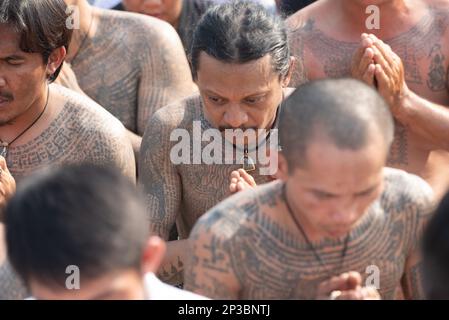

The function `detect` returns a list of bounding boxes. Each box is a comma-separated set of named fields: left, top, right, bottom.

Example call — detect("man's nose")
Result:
left=0, top=74, right=6, bottom=88
left=224, top=104, right=248, bottom=128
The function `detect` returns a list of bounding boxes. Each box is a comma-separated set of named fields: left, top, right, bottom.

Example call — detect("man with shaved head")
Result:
left=185, top=79, right=434, bottom=300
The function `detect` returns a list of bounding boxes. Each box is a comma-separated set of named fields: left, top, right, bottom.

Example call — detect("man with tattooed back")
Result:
left=60, top=0, right=196, bottom=158
left=287, top=0, right=449, bottom=200
left=0, top=0, right=135, bottom=299
left=139, top=1, right=294, bottom=285
left=185, top=79, right=434, bottom=300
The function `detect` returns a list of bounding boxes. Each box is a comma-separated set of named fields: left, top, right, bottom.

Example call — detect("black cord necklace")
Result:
left=282, top=183, right=350, bottom=273
left=0, top=86, right=50, bottom=158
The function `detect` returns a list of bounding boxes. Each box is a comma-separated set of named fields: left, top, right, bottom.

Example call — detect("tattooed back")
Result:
left=71, top=8, right=195, bottom=135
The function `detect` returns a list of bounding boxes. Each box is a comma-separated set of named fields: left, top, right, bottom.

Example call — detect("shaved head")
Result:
left=279, top=78, right=394, bottom=171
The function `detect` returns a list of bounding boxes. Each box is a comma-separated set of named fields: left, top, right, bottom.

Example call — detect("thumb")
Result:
left=0, top=156, right=8, bottom=171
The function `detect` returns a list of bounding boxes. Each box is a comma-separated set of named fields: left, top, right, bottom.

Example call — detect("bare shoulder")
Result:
left=285, top=0, right=322, bottom=32
left=381, top=168, right=435, bottom=220
left=51, top=85, right=135, bottom=179
left=53, top=84, right=127, bottom=137
left=143, top=94, right=203, bottom=137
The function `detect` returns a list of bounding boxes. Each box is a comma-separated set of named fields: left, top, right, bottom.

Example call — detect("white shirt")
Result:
left=144, top=273, right=209, bottom=300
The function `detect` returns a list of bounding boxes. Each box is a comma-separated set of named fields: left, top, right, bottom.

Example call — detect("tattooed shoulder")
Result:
left=9, top=85, right=135, bottom=182
left=73, top=9, right=194, bottom=135
left=382, top=168, right=435, bottom=250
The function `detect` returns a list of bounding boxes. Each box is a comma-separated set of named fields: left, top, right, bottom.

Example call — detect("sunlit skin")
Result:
left=277, top=128, right=388, bottom=240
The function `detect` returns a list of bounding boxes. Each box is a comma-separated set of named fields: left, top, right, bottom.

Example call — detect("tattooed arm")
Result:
left=55, top=62, right=143, bottom=162
left=58, top=86, right=137, bottom=183
left=136, top=18, right=196, bottom=136
left=396, top=91, right=449, bottom=151
left=139, top=108, right=185, bottom=285
left=286, top=18, right=308, bottom=87
left=400, top=174, right=435, bottom=300
left=184, top=210, right=241, bottom=299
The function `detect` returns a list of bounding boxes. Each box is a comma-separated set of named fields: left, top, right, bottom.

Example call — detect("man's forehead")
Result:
left=198, top=51, right=275, bottom=76
left=197, top=52, right=279, bottom=95
left=0, top=24, right=23, bottom=54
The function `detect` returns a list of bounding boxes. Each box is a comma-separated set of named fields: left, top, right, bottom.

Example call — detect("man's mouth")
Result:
left=0, top=97, right=11, bottom=107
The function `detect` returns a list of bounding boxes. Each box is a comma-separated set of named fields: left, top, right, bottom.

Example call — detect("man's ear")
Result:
left=281, top=56, right=296, bottom=87
left=46, top=46, right=66, bottom=79
left=141, top=236, right=167, bottom=274
left=277, top=152, right=290, bottom=181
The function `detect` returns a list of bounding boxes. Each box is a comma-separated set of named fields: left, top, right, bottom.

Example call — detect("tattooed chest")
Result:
left=302, top=13, right=449, bottom=102
left=228, top=213, right=409, bottom=299
left=179, top=165, right=272, bottom=225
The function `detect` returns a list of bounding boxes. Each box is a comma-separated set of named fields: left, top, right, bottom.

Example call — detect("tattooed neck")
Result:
left=66, top=2, right=96, bottom=63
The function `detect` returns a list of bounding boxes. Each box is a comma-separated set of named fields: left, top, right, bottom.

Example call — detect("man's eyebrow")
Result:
left=310, top=188, right=337, bottom=197
left=203, top=89, right=224, bottom=97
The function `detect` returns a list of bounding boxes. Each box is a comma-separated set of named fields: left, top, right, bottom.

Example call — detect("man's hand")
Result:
left=351, top=34, right=376, bottom=87
left=367, top=34, right=410, bottom=117
left=317, top=271, right=380, bottom=300
left=0, top=157, right=16, bottom=220
left=229, top=169, right=257, bottom=194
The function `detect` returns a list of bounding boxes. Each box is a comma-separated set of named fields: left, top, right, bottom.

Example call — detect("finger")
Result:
left=372, top=46, right=394, bottom=77
left=337, top=289, right=364, bottom=300
left=230, top=170, right=241, bottom=180
left=371, top=37, right=396, bottom=66
left=229, top=182, right=237, bottom=193
left=375, top=64, right=390, bottom=91
left=358, top=48, right=375, bottom=75
left=361, top=286, right=381, bottom=300
left=319, top=273, right=351, bottom=295
left=0, top=156, right=7, bottom=170
left=346, top=271, right=363, bottom=289
left=239, top=169, right=257, bottom=187
left=361, top=33, right=373, bottom=48
left=237, top=180, right=247, bottom=192
left=362, top=63, right=376, bottom=86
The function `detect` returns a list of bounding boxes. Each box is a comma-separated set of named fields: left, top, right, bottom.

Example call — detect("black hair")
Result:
left=5, top=164, right=149, bottom=288
left=190, top=0, right=290, bottom=80
left=0, top=0, right=73, bottom=82
left=279, top=78, right=394, bottom=171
